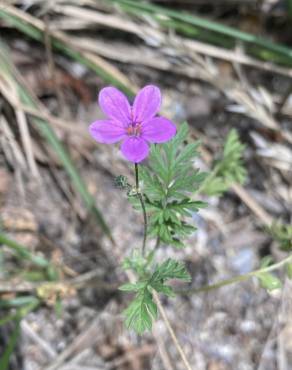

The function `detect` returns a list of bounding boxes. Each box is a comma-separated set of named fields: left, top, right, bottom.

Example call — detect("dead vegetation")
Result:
left=0, top=1, right=291, bottom=369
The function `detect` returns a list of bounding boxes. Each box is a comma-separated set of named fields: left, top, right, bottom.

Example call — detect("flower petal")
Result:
left=142, top=117, right=176, bottom=143
left=121, top=137, right=149, bottom=163
left=89, top=120, right=126, bottom=143
left=98, top=87, right=131, bottom=125
left=132, top=85, right=161, bottom=122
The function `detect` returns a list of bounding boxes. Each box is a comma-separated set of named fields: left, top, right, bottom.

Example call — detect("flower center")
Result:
left=126, top=123, right=142, bottom=137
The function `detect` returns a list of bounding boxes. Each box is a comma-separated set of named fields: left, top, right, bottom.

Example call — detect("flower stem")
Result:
left=134, top=162, right=139, bottom=190
left=135, top=163, right=147, bottom=257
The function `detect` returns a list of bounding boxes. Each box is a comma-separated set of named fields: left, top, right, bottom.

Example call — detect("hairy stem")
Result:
left=178, top=254, right=292, bottom=295
left=135, top=163, right=147, bottom=257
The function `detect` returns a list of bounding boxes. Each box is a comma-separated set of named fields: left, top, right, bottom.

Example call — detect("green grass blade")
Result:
left=32, top=117, right=113, bottom=241
left=287, top=0, right=292, bottom=18
left=0, top=319, right=21, bottom=370
left=109, top=0, right=292, bottom=66
left=25, top=113, right=113, bottom=241
left=0, top=5, right=134, bottom=96
left=0, top=313, right=18, bottom=327
left=0, top=41, right=114, bottom=243
left=0, top=299, right=40, bottom=326
left=0, top=232, right=49, bottom=268
left=0, top=298, right=39, bottom=369
left=0, top=296, right=39, bottom=309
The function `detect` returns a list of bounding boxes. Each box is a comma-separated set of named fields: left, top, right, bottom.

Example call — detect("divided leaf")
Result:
left=122, top=258, right=190, bottom=333
left=139, top=123, right=206, bottom=247
left=151, top=258, right=192, bottom=283
left=257, top=273, right=282, bottom=291
left=124, top=289, right=157, bottom=334
left=119, top=281, right=147, bottom=292
left=268, top=223, right=292, bottom=252
left=202, top=129, right=246, bottom=196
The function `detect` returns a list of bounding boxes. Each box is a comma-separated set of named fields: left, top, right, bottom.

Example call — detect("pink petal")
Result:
left=121, top=137, right=149, bottom=163
left=98, top=87, right=131, bottom=125
left=132, top=85, right=161, bottom=123
left=89, top=120, right=126, bottom=143
left=142, top=117, right=176, bottom=143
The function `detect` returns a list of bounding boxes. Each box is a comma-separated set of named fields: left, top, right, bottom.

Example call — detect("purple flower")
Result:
left=89, top=85, right=176, bottom=163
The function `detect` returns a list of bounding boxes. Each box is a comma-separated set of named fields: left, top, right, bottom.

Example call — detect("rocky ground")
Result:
left=0, top=1, right=292, bottom=369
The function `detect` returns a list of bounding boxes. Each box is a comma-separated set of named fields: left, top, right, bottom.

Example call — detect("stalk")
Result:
left=134, top=163, right=147, bottom=257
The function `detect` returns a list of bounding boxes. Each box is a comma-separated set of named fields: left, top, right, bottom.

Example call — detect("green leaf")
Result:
left=257, top=257, right=282, bottom=291
left=167, top=199, right=207, bottom=216
left=122, top=250, right=148, bottom=277
left=257, top=272, right=282, bottom=291
left=220, top=130, right=246, bottom=184
left=139, top=123, right=206, bottom=247
left=260, top=256, right=274, bottom=268
left=268, top=223, right=292, bottom=252
left=151, top=258, right=191, bottom=283
left=150, top=281, right=175, bottom=297
left=285, top=263, right=292, bottom=280
left=172, top=122, right=189, bottom=146
left=202, top=177, right=228, bottom=196
left=115, top=175, right=131, bottom=191
left=119, top=281, right=147, bottom=292
left=201, top=129, right=246, bottom=196
left=124, top=289, right=157, bottom=334
left=122, top=258, right=190, bottom=333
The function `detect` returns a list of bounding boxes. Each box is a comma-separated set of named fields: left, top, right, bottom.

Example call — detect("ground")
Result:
left=0, top=1, right=292, bottom=369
